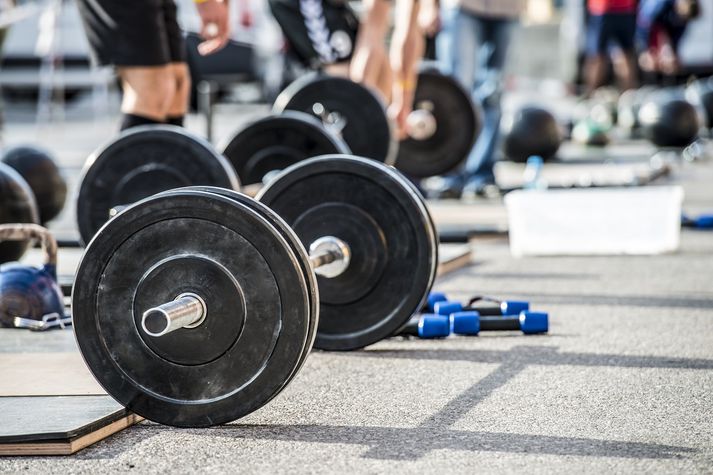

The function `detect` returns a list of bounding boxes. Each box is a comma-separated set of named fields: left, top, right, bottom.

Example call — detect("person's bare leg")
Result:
left=612, top=48, right=637, bottom=91
left=349, top=0, right=391, bottom=92
left=166, top=62, right=191, bottom=125
left=584, top=54, right=606, bottom=97
left=326, top=58, right=391, bottom=103
left=324, top=62, right=350, bottom=78
left=375, top=53, right=393, bottom=103
left=118, top=65, right=176, bottom=121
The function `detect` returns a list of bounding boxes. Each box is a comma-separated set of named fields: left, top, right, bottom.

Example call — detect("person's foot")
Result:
left=421, top=174, right=465, bottom=199
left=461, top=174, right=499, bottom=200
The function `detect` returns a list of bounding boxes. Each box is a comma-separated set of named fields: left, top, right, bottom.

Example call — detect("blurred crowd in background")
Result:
left=0, top=0, right=710, bottom=105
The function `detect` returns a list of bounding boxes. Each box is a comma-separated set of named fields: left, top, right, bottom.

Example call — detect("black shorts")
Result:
left=586, top=13, right=637, bottom=56
left=76, top=0, right=186, bottom=67
left=269, top=0, right=359, bottom=68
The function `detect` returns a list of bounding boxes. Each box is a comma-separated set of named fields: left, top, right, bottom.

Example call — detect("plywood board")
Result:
left=437, top=244, right=472, bottom=276
left=0, top=396, right=141, bottom=455
left=0, top=330, right=138, bottom=455
left=0, top=352, right=105, bottom=396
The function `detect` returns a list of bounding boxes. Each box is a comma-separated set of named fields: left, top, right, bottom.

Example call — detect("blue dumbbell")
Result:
left=434, top=298, right=529, bottom=317
left=450, top=310, right=548, bottom=335
left=424, top=292, right=448, bottom=313
left=399, top=314, right=451, bottom=339
left=682, top=213, right=713, bottom=229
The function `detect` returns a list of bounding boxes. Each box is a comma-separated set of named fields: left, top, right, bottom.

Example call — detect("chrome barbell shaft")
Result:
left=141, top=237, right=350, bottom=339
left=308, top=236, right=351, bottom=278
left=309, top=249, right=340, bottom=269
left=407, top=107, right=437, bottom=141
left=141, top=293, right=206, bottom=337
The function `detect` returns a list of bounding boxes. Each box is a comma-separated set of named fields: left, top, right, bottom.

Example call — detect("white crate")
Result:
left=504, top=186, right=684, bottom=256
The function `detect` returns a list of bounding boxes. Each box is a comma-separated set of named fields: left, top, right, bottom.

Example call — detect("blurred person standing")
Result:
left=435, top=0, right=524, bottom=197
left=269, top=0, right=428, bottom=137
left=420, top=0, right=441, bottom=60
left=583, top=0, right=638, bottom=95
left=76, top=0, right=230, bottom=131
left=636, top=0, right=700, bottom=79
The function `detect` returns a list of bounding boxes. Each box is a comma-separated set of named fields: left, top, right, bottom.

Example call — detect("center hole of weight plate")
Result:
left=292, top=202, right=387, bottom=305
left=143, top=310, right=169, bottom=335
left=134, top=252, right=246, bottom=366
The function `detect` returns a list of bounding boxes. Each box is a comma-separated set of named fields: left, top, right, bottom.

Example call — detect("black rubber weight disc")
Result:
left=274, top=74, right=396, bottom=164
left=72, top=190, right=310, bottom=427
left=396, top=173, right=439, bottom=299
left=76, top=125, right=240, bottom=245
left=0, top=163, right=39, bottom=263
left=258, top=155, right=437, bottom=350
left=395, top=69, right=480, bottom=178
left=222, top=111, right=350, bottom=185
left=185, top=186, right=319, bottom=391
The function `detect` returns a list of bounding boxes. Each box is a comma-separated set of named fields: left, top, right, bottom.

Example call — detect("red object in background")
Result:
left=650, top=23, right=667, bottom=51
left=587, top=0, right=636, bottom=15
left=240, top=10, right=253, bottom=28
left=238, top=0, right=253, bottom=28
left=640, top=23, right=678, bottom=74
left=649, top=24, right=678, bottom=73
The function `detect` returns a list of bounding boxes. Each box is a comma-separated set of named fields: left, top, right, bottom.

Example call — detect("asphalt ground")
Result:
left=0, top=96, right=712, bottom=474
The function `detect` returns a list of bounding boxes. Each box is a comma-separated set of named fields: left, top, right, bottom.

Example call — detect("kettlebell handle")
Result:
left=0, top=224, right=57, bottom=267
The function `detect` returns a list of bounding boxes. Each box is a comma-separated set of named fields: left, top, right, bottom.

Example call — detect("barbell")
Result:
left=224, top=67, right=480, bottom=184
left=73, top=155, right=437, bottom=427
left=75, top=125, right=240, bottom=244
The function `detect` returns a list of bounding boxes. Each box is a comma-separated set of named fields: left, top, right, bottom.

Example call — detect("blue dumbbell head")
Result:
left=418, top=314, right=451, bottom=339
left=427, top=292, right=448, bottom=313
left=696, top=215, right=713, bottom=229
left=500, top=300, right=529, bottom=315
left=519, top=311, right=549, bottom=334
left=434, top=300, right=463, bottom=316
left=450, top=311, right=480, bottom=335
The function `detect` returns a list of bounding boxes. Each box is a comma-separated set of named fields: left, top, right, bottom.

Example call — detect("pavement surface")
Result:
left=1, top=94, right=712, bottom=474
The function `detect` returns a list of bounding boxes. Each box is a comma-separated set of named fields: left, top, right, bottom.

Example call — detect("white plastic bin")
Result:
left=504, top=186, right=684, bottom=256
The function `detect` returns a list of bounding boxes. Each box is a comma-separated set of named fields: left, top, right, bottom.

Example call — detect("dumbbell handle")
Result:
left=479, top=316, right=521, bottom=331
left=468, top=306, right=508, bottom=316
left=400, top=316, right=423, bottom=336
left=141, top=236, right=351, bottom=338
left=435, top=299, right=529, bottom=317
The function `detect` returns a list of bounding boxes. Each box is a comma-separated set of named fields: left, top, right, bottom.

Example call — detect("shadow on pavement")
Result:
left=459, top=291, right=713, bottom=310
left=75, top=345, right=705, bottom=461
left=205, top=346, right=705, bottom=460
left=215, top=423, right=693, bottom=460
left=352, top=345, right=713, bottom=370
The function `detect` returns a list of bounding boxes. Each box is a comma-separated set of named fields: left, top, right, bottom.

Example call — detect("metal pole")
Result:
left=198, top=80, right=215, bottom=142
left=141, top=293, right=206, bottom=337
left=140, top=238, right=350, bottom=338
left=308, top=236, right=350, bottom=278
